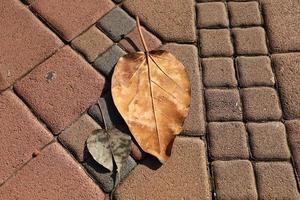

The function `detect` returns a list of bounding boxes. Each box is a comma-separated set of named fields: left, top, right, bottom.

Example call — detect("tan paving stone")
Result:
left=31, top=0, right=114, bottom=41
left=15, top=46, right=105, bottom=134
left=0, top=90, right=53, bottom=184
left=0, top=142, right=105, bottom=200
left=212, top=160, right=257, bottom=200
left=114, top=137, right=211, bottom=200
left=123, top=0, right=196, bottom=42
left=0, top=0, right=62, bottom=91
left=272, top=53, right=300, bottom=119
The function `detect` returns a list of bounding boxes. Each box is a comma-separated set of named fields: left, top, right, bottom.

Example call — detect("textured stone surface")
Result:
left=237, top=56, right=275, bottom=87
left=15, top=46, right=105, bottom=134
left=241, top=87, right=282, bottom=121
left=255, top=162, right=299, bottom=200
left=0, top=142, right=106, bottom=200
left=114, top=137, right=211, bottom=200
left=203, top=57, right=237, bottom=87
left=71, top=26, right=113, bottom=62
left=199, top=29, right=233, bottom=57
left=196, top=2, right=229, bottom=28
left=228, top=2, right=261, bottom=27
left=119, top=26, right=162, bottom=53
left=123, top=0, right=196, bottom=42
left=84, top=156, right=137, bottom=193
left=93, top=44, right=126, bottom=77
left=161, top=43, right=206, bottom=135
left=247, top=122, right=290, bottom=160
left=31, top=0, right=114, bottom=41
left=0, top=90, right=53, bottom=184
left=206, top=89, right=243, bottom=121
left=272, top=53, right=300, bottom=119
left=262, top=0, right=300, bottom=52
left=208, top=122, right=249, bottom=160
left=0, top=0, right=62, bottom=91
left=212, top=160, right=257, bottom=200
left=58, top=114, right=101, bottom=162
left=96, top=7, right=136, bottom=42
left=232, top=27, right=268, bottom=55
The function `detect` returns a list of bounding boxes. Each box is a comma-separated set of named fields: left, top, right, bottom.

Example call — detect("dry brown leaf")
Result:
left=111, top=49, right=191, bottom=162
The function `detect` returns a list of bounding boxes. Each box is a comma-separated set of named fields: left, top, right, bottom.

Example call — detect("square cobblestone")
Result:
left=71, top=26, right=113, bottom=62
left=208, top=122, right=249, bottom=160
left=96, top=7, right=136, bottom=42
left=15, top=46, right=105, bottom=134
left=228, top=2, right=262, bottom=27
left=203, top=57, right=237, bottom=87
left=247, top=122, right=290, bottom=160
left=241, top=87, right=282, bottom=121
left=236, top=56, right=275, bottom=87
left=199, top=29, right=233, bottom=57
left=212, top=160, right=257, bottom=200
left=232, top=27, right=268, bottom=55
left=196, top=2, right=229, bottom=28
left=255, top=162, right=299, bottom=199
left=205, top=89, right=243, bottom=121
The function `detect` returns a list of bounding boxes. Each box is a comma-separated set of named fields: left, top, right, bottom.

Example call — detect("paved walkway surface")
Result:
left=1, top=0, right=300, bottom=199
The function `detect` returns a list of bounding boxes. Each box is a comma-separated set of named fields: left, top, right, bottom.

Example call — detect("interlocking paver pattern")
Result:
left=1, top=0, right=300, bottom=199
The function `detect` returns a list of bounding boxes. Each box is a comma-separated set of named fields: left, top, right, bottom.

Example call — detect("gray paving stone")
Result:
left=96, top=7, right=135, bottom=42
left=93, top=44, right=126, bottom=77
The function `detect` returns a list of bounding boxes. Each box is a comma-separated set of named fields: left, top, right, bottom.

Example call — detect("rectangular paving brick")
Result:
left=114, top=137, right=211, bottom=200
left=0, top=142, right=105, bottom=200
left=15, top=46, right=105, bottom=134
left=272, top=53, right=300, bottom=119
left=31, top=0, right=114, bottom=41
left=0, top=0, right=62, bottom=91
left=262, top=0, right=300, bottom=52
left=255, top=162, right=299, bottom=200
left=0, top=90, right=53, bottom=184
left=212, top=160, right=257, bottom=200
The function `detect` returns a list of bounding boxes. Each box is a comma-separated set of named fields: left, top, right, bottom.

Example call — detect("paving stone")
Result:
left=114, top=137, right=211, bottom=200
left=199, top=29, right=233, bottom=57
left=84, top=156, right=137, bottom=193
left=205, top=89, right=243, bottom=121
left=93, top=44, right=127, bottom=77
left=15, top=46, right=105, bottom=134
left=286, top=120, right=300, bottom=182
left=236, top=56, right=275, bottom=87
left=0, top=90, right=53, bottom=184
left=228, top=2, right=262, bottom=27
left=58, top=114, right=101, bottom=162
left=212, top=160, right=257, bottom=200
left=196, top=2, right=229, bottom=28
left=96, top=7, right=136, bottom=42
left=161, top=43, right=206, bottom=135
left=241, top=87, right=282, bottom=121
left=255, top=162, right=299, bottom=200
left=0, top=142, right=105, bottom=200
left=208, top=122, right=249, bottom=160
left=130, top=141, right=147, bottom=161
left=232, top=27, right=268, bottom=55
left=247, top=122, right=290, bottom=160
left=262, top=0, right=300, bottom=52
left=272, top=53, right=300, bottom=119
left=71, top=26, right=113, bottom=62
left=31, top=0, right=114, bottom=41
left=202, top=57, right=237, bottom=87
left=123, top=0, right=196, bottom=42
left=119, top=26, right=162, bottom=53
left=0, top=0, right=62, bottom=91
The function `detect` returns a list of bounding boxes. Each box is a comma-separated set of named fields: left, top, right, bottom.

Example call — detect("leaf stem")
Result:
left=136, top=16, right=149, bottom=53
left=98, top=99, right=108, bottom=131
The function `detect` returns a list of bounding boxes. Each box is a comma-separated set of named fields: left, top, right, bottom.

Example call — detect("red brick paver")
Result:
left=15, top=46, right=105, bottom=133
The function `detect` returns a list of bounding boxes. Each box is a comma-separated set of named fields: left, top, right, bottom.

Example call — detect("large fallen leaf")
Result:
left=87, top=128, right=131, bottom=173
left=111, top=50, right=191, bottom=162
